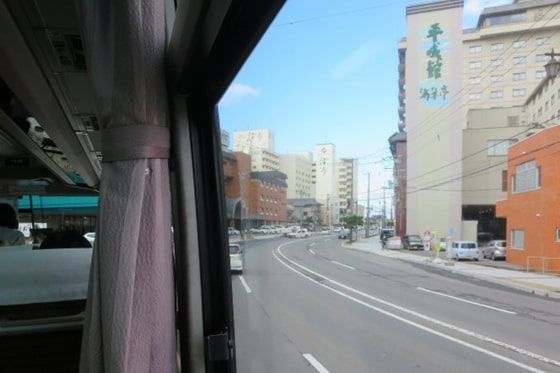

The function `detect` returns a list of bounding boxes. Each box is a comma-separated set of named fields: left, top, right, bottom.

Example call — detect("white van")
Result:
left=451, top=241, right=480, bottom=261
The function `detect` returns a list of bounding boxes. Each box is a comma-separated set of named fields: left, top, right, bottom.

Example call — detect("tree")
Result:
left=341, top=215, right=363, bottom=242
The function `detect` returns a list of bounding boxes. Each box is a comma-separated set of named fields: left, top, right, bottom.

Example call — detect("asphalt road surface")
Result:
left=231, top=236, right=560, bottom=373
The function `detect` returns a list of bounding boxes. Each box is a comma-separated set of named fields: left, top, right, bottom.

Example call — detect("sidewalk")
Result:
left=343, top=237, right=560, bottom=300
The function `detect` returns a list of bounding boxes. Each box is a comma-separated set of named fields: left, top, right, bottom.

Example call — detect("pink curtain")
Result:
left=79, top=0, right=177, bottom=371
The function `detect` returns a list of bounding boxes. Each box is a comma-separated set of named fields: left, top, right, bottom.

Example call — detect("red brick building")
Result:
left=223, top=151, right=251, bottom=229
left=248, top=171, right=287, bottom=226
left=496, top=126, right=560, bottom=272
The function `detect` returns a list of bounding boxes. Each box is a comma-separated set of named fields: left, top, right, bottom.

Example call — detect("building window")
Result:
left=513, top=56, right=526, bottom=64
left=513, top=88, right=526, bottom=97
left=513, top=40, right=526, bottom=48
left=513, top=160, right=540, bottom=193
left=470, top=76, right=481, bottom=84
left=511, top=230, right=524, bottom=249
left=536, top=70, right=546, bottom=79
left=490, top=90, right=503, bottom=99
left=490, top=75, right=503, bottom=83
left=485, top=13, right=525, bottom=26
left=469, top=92, right=481, bottom=101
left=469, top=45, right=482, bottom=53
left=513, top=72, right=526, bottom=81
left=470, top=61, right=482, bottom=69
left=536, top=36, right=550, bottom=46
left=535, top=54, right=548, bottom=62
left=556, top=228, right=560, bottom=241
left=502, top=170, right=508, bottom=191
left=491, top=59, right=504, bottom=66
left=487, top=139, right=515, bottom=156
left=491, top=43, right=504, bottom=51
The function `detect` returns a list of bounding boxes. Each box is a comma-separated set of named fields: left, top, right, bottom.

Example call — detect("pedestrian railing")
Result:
left=526, top=256, right=560, bottom=274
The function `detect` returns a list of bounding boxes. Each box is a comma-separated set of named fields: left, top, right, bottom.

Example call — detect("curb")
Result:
left=342, top=242, right=560, bottom=300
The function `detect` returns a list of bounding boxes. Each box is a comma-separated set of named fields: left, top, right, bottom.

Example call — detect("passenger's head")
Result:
left=0, top=203, right=18, bottom=229
left=39, top=230, right=92, bottom=249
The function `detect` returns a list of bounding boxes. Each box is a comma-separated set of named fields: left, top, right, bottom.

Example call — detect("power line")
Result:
left=271, top=1, right=412, bottom=28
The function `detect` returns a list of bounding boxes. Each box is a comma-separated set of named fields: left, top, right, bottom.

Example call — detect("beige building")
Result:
left=336, top=158, right=358, bottom=216
left=232, top=129, right=279, bottom=172
left=400, top=0, right=560, bottom=240
left=279, top=152, right=313, bottom=199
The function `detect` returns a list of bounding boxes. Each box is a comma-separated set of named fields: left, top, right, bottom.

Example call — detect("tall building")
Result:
left=232, top=129, right=275, bottom=153
left=232, top=129, right=279, bottom=172
left=220, top=129, right=230, bottom=151
left=279, top=153, right=313, bottom=199
left=314, top=143, right=338, bottom=225
left=336, top=158, right=358, bottom=217
left=397, top=0, right=560, bottom=240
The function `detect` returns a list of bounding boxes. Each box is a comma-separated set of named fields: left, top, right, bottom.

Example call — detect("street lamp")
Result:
left=544, top=49, right=560, bottom=78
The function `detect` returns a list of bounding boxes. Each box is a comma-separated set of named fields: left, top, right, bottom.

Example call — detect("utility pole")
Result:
left=366, top=173, right=371, bottom=238
left=382, top=186, right=386, bottom=229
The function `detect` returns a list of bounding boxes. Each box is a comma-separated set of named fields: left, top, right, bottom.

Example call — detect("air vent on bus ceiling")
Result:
left=46, top=31, right=86, bottom=72
left=79, top=115, right=99, bottom=132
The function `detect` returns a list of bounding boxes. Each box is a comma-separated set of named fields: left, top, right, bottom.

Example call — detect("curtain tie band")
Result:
left=101, top=125, right=170, bottom=162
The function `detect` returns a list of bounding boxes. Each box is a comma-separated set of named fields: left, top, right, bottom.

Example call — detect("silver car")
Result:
left=229, top=244, right=244, bottom=273
left=481, top=240, right=506, bottom=260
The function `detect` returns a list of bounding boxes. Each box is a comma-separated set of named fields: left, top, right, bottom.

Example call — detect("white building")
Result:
left=279, top=153, right=314, bottom=199
left=220, top=129, right=230, bottom=151
left=232, top=129, right=279, bottom=172
left=314, top=143, right=338, bottom=225
left=336, top=158, right=358, bottom=216
left=232, top=129, right=275, bottom=153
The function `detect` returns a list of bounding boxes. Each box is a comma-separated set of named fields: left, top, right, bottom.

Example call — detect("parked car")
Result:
left=288, top=228, right=310, bottom=238
left=439, top=238, right=447, bottom=252
left=229, top=244, right=244, bottom=273
left=333, top=227, right=342, bottom=233
left=228, top=227, right=240, bottom=236
left=338, top=229, right=350, bottom=239
left=385, top=236, right=403, bottom=250
left=451, top=241, right=480, bottom=261
left=380, top=228, right=395, bottom=246
left=402, top=234, right=423, bottom=250
left=481, top=240, right=506, bottom=260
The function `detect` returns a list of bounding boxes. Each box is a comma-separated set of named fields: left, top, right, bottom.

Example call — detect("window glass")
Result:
left=491, top=59, right=503, bottom=66
left=469, top=45, right=482, bottom=53
left=536, top=70, right=546, bottom=79
left=513, top=72, right=526, bottom=81
left=490, top=90, right=503, bottom=99
left=469, top=61, right=482, bottom=69
left=511, top=230, right=525, bottom=249
left=513, top=40, right=526, bottom=48
left=513, top=56, right=526, bottom=64
left=469, top=76, right=481, bottom=84
left=491, top=42, right=504, bottom=51
left=513, top=88, right=526, bottom=97
left=536, top=36, right=550, bottom=46
left=513, top=160, right=540, bottom=192
left=488, top=139, right=514, bottom=155
left=490, top=75, right=503, bottom=83
left=535, top=54, right=548, bottom=62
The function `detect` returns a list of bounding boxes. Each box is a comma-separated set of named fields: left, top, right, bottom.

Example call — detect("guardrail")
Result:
left=526, top=256, right=560, bottom=274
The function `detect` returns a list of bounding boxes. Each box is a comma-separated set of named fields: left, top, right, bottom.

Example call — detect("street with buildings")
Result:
left=232, top=235, right=560, bottom=372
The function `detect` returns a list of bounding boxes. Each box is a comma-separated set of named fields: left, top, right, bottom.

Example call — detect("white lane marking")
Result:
left=239, top=276, right=252, bottom=294
left=309, top=249, right=316, bottom=255
left=273, top=242, right=560, bottom=371
left=331, top=260, right=356, bottom=270
left=273, top=250, right=544, bottom=373
left=309, top=242, right=316, bottom=247
left=303, top=353, right=330, bottom=373
left=417, top=287, right=517, bottom=315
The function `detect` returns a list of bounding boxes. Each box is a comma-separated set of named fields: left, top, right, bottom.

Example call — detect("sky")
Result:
left=218, top=0, right=512, bottom=212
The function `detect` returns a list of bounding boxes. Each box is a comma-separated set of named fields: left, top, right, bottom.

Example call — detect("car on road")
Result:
left=385, top=236, right=403, bottom=250
left=228, top=227, right=240, bottom=236
left=481, top=240, right=506, bottom=260
left=229, top=244, right=244, bottom=273
left=451, top=241, right=480, bottom=261
left=338, top=229, right=350, bottom=239
left=287, top=228, right=310, bottom=238
left=402, top=234, right=423, bottom=250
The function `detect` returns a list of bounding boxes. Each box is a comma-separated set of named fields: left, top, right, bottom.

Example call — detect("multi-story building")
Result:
left=279, top=152, right=313, bottom=199
left=223, top=151, right=251, bottom=229
left=232, top=129, right=275, bottom=153
left=389, top=131, right=407, bottom=236
left=336, top=158, right=358, bottom=217
left=248, top=171, right=288, bottom=226
left=314, top=143, right=338, bottom=225
left=397, top=0, right=560, bottom=240
left=232, top=129, right=279, bottom=172
left=220, top=129, right=230, bottom=151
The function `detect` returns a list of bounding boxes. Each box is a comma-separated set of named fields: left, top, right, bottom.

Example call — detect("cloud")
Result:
left=464, top=0, right=511, bottom=15
left=220, top=83, right=260, bottom=106
left=330, top=40, right=378, bottom=80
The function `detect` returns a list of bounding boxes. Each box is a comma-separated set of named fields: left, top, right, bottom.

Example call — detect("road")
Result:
left=231, top=236, right=560, bottom=373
